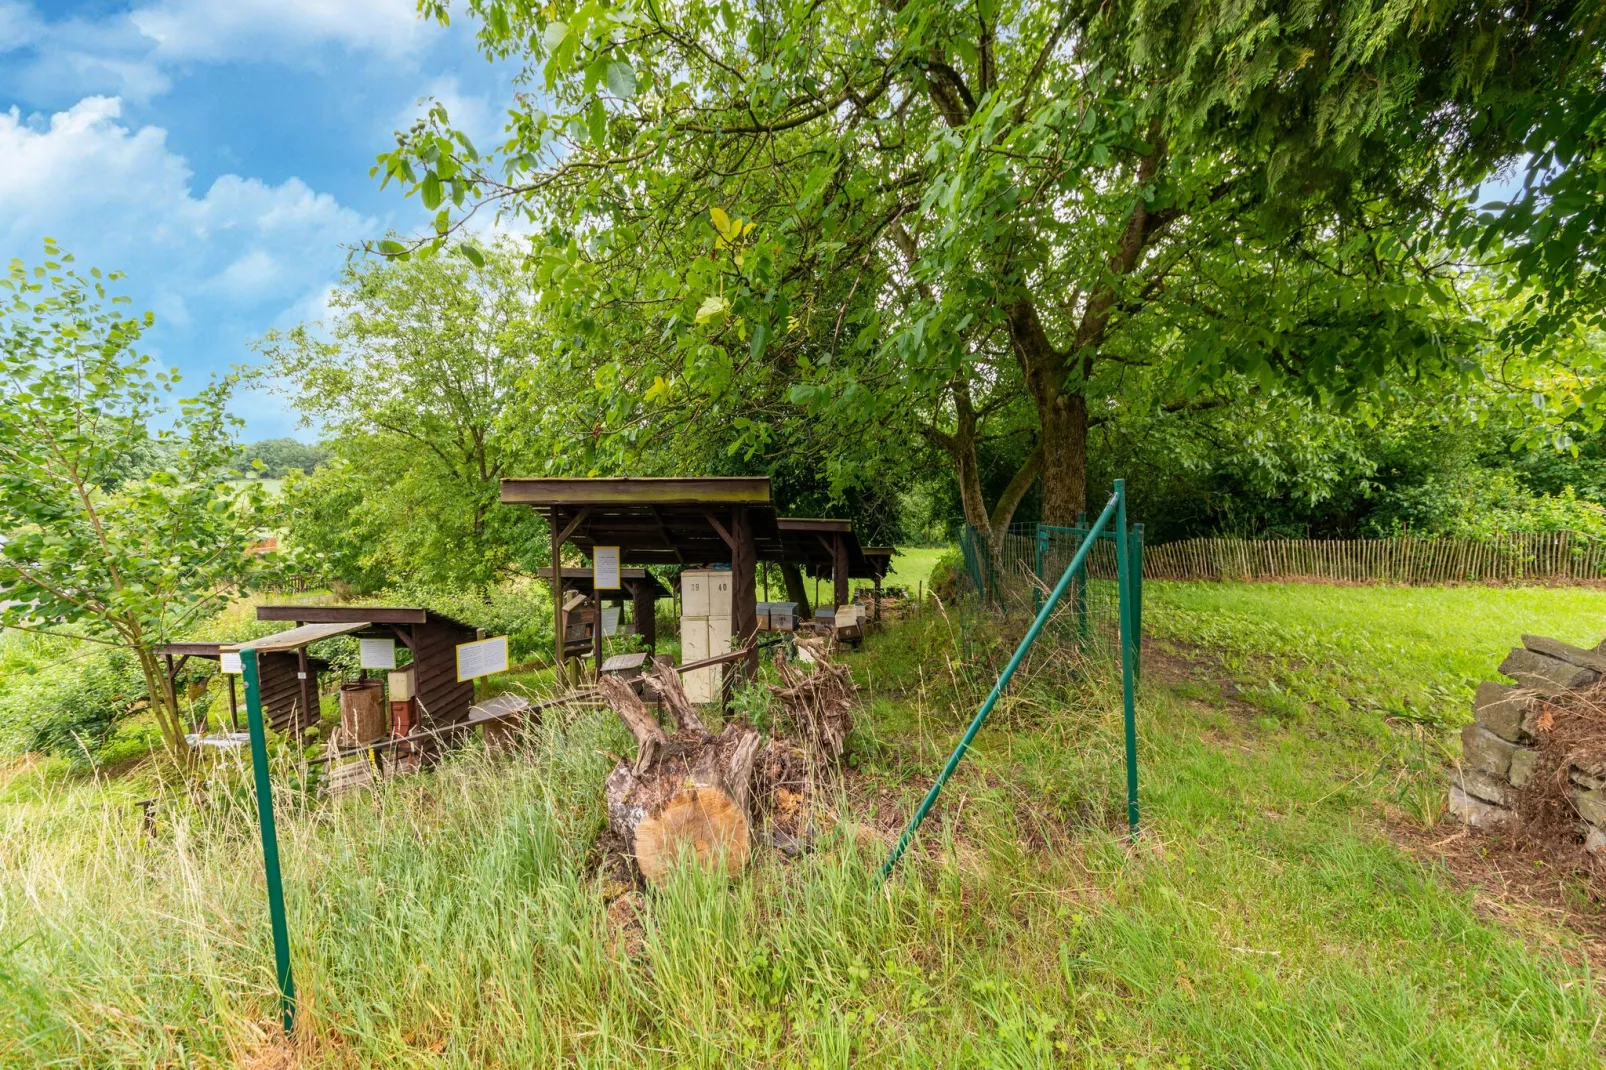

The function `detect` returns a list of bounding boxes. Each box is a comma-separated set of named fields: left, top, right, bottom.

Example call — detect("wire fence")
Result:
left=957, top=521, right=1142, bottom=670
left=961, top=525, right=1606, bottom=591
left=1141, top=530, right=1606, bottom=585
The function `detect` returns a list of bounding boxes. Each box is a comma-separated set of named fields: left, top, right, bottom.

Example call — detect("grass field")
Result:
left=3, top=581, right=1606, bottom=1065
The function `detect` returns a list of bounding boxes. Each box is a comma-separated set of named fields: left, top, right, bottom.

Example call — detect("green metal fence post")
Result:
left=241, top=648, right=296, bottom=1035
left=1131, top=522, right=1145, bottom=683
left=1034, top=525, right=1048, bottom=613
left=883, top=492, right=1122, bottom=878
left=1114, top=481, right=1139, bottom=841
left=1074, top=512, right=1089, bottom=645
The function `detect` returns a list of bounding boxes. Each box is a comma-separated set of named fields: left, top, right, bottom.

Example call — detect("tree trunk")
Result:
left=598, top=675, right=761, bottom=883
left=1038, top=392, right=1087, bottom=525
left=1007, top=299, right=1086, bottom=525
left=780, top=561, right=811, bottom=618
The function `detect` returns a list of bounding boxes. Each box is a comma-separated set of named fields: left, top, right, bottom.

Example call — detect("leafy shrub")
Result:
left=0, top=650, right=148, bottom=764
left=927, top=548, right=968, bottom=603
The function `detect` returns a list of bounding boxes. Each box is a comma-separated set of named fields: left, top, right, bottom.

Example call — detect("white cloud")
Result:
left=131, top=0, right=429, bottom=61
left=0, top=96, right=377, bottom=435
left=0, top=97, right=373, bottom=290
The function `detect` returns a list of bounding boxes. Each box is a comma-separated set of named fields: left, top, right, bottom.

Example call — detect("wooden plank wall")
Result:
left=412, top=619, right=476, bottom=727
left=259, top=651, right=323, bottom=736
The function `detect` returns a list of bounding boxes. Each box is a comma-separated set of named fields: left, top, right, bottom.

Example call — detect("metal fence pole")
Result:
left=242, top=649, right=296, bottom=1035
left=1131, top=522, right=1145, bottom=683
left=1115, top=481, right=1139, bottom=841
left=883, top=492, right=1122, bottom=878
left=1034, top=525, right=1048, bottom=613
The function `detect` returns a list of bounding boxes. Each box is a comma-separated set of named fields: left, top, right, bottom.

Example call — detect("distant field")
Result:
left=854, top=545, right=948, bottom=596
left=228, top=476, right=284, bottom=496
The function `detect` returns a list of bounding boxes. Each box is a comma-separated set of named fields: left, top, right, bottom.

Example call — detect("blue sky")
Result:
left=0, top=0, right=517, bottom=440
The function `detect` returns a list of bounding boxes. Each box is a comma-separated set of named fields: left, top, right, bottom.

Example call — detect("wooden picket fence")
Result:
left=1142, top=531, right=1606, bottom=585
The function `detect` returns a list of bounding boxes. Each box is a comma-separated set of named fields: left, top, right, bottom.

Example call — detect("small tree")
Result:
left=0, top=244, right=270, bottom=760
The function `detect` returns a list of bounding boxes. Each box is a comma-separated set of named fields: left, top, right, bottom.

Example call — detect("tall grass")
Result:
left=2, top=589, right=1604, bottom=1065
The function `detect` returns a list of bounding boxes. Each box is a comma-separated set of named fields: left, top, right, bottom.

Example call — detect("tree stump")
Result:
left=598, top=674, right=760, bottom=883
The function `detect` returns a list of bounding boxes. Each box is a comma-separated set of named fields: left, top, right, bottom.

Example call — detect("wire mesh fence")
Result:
left=956, top=520, right=1143, bottom=673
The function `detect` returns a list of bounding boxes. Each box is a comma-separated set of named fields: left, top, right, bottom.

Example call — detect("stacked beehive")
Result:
left=680, top=569, right=733, bottom=703
left=1450, top=634, right=1606, bottom=847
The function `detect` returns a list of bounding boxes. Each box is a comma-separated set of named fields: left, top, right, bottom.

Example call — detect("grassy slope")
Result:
left=2, top=583, right=1605, bottom=1066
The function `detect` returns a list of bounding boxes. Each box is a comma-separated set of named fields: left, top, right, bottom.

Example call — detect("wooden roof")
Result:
left=258, top=605, right=429, bottom=624
left=775, top=518, right=895, bottom=579
left=231, top=622, right=368, bottom=652
left=502, top=476, right=781, bottom=566
left=501, top=476, right=771, bottom=506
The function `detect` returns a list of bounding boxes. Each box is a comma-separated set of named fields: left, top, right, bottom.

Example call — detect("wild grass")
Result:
left=2, top=584, right=1605, bottom=1065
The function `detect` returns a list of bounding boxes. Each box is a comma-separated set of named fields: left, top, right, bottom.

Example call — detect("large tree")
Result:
left=383, top=0, right=1604, bottom=523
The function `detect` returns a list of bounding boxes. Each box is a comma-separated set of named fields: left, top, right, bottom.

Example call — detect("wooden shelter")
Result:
left=501, top=477, right=779, bottom=682
left=775, top=518, right=894, bottom=609
left=256, top=606, right=478, bottom=731
left=156, top=638, right=333, bottom=738
left=537, top=566, right=670, bottom=652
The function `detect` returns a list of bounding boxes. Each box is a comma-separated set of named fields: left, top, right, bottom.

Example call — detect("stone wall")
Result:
left=1449, top=634, right=1606, bottom=850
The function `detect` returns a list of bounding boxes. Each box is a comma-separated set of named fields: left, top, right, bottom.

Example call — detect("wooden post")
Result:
left=833, top=533, right=849, bottom=609
left=551, top=507, right=565, bottom=689
left=632, top=579, right=657, bottom=652
left=873, top=571, right=883, bottom=621
left=731, top=506, right=759, bottom=680
left=592, top=587, right=604, bottom=682
left=296, top=644, right=313, bottom=734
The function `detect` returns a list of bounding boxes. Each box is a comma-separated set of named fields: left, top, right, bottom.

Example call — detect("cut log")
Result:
left=603, top=722, right=761, bottom=882
left=597, top=672, right=760, bottom=882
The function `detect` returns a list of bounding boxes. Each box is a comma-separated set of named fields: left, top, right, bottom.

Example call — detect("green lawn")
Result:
left=2, top=581, right=1604, bottom=1066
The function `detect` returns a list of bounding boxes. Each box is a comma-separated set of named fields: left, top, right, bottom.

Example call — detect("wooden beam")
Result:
left=555, top=506, right=592, bottom=547
left=834, top=532, right=850, bottom=608
left=647, top=505, right=685, bottom=563
left=500, top=476, right=772, bottom=506
left=703, top=509, right=737, bottom=553
left=552, top=507, right=566, bottom=689
left=731, top=506, right=759, bottom=682
left=258, top=606, right=426, bottom=624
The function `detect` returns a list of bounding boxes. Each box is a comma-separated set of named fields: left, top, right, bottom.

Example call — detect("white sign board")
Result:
left=359, top=638, right=396, bottom=670
left=455, top=635, right=509, bottom=682
left=593, top=545, right=621, bottom=590
left=601, top=605, right=620, bottom=636
left=220, top=650, right=243, bottom=674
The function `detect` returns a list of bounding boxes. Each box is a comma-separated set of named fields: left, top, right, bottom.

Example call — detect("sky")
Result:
left=0, top=0, right=518, bottom=441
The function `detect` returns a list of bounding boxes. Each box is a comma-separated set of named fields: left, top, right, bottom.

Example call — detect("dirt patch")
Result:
left=1393, top=818, right=1606, bottom=970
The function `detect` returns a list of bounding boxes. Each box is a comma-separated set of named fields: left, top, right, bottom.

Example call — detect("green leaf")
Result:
left=695, top=295, right=730, bottom=323
left=460, top=244, right=486, bottom=268
left=605, top=60, right=637, bottom=99
left=421, top=172, right=443, bottom=210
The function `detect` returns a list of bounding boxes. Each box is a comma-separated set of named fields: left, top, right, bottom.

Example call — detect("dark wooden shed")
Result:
left=156, top=640, right=331, bottom=738
left=501, top=477, right=779, bottom=683
left=775, top=518, right=895, bottom=609
left=256, top=606, right=479, bottom=731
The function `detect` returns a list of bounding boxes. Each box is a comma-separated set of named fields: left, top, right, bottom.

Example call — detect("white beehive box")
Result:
left=682, top=615, right=709, bottom=663
left=706, top=572, right=733, bottom=616
left=682, top=570, right=710, bottom=616
left=707, top=614, right=732, bottom=656
left=834, top=605, right=859, bottom=629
